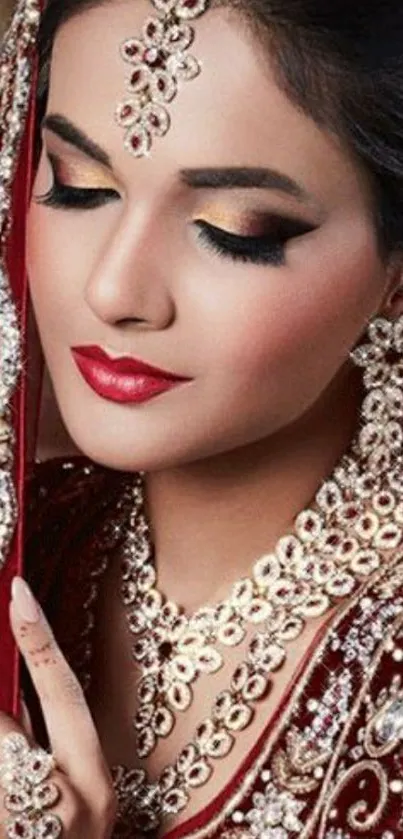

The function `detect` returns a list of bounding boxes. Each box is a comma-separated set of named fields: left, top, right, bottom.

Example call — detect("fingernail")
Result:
left=11, top=578, right=40, bottom=623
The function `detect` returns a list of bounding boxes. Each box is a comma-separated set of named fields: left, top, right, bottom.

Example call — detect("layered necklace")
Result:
left=110, top=317, right=403, bottom=835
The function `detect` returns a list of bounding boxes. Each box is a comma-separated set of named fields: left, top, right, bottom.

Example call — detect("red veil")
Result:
left=0, top=0, right=41, bottom=717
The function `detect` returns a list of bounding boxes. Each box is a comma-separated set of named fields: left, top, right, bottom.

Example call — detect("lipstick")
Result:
left=71, top=345, right=191, bottom=404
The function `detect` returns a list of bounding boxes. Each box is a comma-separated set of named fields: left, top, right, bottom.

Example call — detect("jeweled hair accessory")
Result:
left=0, top=0, right=40, bottom=570
left=115, top=0, right=209, bottom=158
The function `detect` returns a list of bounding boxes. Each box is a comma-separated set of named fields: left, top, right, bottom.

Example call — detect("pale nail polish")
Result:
left=11, top=577, right=40, bottom=623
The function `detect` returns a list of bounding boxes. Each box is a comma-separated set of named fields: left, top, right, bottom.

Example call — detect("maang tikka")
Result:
left=115, top=0, right=209, bottom=158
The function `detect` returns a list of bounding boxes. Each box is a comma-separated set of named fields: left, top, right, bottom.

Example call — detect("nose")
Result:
left=84, top=207, right=176, bottom=330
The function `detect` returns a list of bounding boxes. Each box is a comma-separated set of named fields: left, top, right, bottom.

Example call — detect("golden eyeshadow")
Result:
left=51, top=156, right=117, bottom=191
left=193, top=206, right=269, bottom=237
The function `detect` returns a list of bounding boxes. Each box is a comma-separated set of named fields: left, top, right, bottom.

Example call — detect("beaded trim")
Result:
left=115, top=0, right=209, bottom=158
left=0, top=0, right=40, bottom=570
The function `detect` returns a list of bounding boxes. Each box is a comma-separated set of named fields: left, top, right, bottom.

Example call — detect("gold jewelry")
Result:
left=115, top=0, right=209, bottom=158
left=0, top=732, right=63, bottom=839
left=109, top=317, right=403, bottom=833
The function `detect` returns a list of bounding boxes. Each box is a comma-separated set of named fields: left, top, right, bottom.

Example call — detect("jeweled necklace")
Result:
left=111, top=316, right=403, bottom=835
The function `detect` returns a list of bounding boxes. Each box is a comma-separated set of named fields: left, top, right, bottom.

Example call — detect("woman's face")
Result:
left=27, top=1, right=392, bottom=471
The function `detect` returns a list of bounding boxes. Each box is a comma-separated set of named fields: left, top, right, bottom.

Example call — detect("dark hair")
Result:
left=37, top=0, right=403, bottom=256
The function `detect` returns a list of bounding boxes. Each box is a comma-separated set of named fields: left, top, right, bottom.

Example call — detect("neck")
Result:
left=145, top=367, right=361, bottom=611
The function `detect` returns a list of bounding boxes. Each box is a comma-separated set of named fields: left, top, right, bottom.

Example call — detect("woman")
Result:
left=1, top=0, right=403, bottom=836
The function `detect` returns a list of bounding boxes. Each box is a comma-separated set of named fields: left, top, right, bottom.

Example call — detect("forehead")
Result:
left=47, top=0, right=366, bottom=205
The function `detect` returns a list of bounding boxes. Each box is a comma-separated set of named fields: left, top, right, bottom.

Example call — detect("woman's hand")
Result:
left=0, top=577, right=117, bottom=838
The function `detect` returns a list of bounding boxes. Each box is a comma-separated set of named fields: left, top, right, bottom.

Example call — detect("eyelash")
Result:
left=36, top=160, right=119, bottom=210
left=194, top=219, right=314, bottom=267
left=36, top=161, right=315, bottom=266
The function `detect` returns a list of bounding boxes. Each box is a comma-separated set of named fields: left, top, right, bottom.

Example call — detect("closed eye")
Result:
left=194, top=217, right=316, bottom=266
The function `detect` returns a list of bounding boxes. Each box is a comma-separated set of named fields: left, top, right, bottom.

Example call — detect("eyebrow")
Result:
left=42, top=113, right=316, bottom=206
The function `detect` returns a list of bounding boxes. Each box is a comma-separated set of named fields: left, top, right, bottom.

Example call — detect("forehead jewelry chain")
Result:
left=108, top=317, right=403, bottom=834
left=115, top=0, right=209, bottom=158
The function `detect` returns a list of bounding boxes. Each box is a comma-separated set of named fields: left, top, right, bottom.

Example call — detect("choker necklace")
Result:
left=111, top=315, right=403, bottom=835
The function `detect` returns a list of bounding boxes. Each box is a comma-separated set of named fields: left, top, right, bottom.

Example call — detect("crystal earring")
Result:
left=350, top=314, right=403, bottom=484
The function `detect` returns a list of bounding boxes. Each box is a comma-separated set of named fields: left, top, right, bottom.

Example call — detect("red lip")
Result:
left=71, top=345, right=191, bottom=404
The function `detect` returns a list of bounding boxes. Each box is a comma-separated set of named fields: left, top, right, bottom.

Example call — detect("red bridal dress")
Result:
left=23, top=456, right=403, bottom=839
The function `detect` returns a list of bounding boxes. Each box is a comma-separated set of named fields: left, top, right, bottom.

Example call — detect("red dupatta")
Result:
left=0, top=0, right=41, bottom=717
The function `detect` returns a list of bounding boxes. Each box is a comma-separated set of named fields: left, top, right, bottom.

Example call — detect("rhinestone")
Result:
left=316, top=480, right=343, bottom=513
left=115, top=99, right=140, bottom=128
left=373, top=490, right=396, bottom=516
left=242, top=673, right=268, bottom=701
left=3, top=789, right=31, bottom=812
left=325, top=572, right=356, bottom=598
left=225, top=703, right=253, bottom=731
left=231, top=663, right=249, bottom=691
left=295, top=510, right=323, bottom=542
left=368, top=317, right=393, bottom=350
left=204, top=730, right=233, bottom=758
left=241, top=598, right=272, bottom=624
left=159, top=766, right=177, bottom=793
left=354, top=512, right=379, bottom=540
left=278, top=615, right=304, bottom=641
left=374, top=522, right=402, bottom=550
left=163, top=787, right=189, bottom=814
left=196, top=646, right=222, bottom=673
left=35, top=814, right=63, bottom=838
left=298, top=593, right=330, bottom=617
left=150, top=70, right=177, bottom=103
left=335, top=536, right=360, bottom=563
left=134, top=704, right=153, bottom=729
left=358, top=423, right=383, bottom=455
left=26, top=750, right=54, bottom=784
left=176, top=0, right=209, bottom=18
left=167, top=682, right=192, bottom=711
left=375, top=699, right=403, bottom=744
left=350, top=343, right=383, bottom=367
left=164, top=23, right=193, bottom=52
left=384, top=422, right=403, bottom=452
left=142, top=16, right=165, bottom=45
left=217, top=621, right=246, bottom=646
left=31, top=782, right=60, bottom=809
left=313, top=559, right=336, bottom=585
left=136, top=726, right=156, bottom=758
left=362, top=389, right=388, bottom=422
left=5, top=816, right=35, bottom=839
left=394, top=316, right=403, bottom=352
left=185, top=758, right=212, bottom=787
left=176, top=744, right=198, bottom=772
left=195, top=719, right=215, bottom=747
left=253, top=554, right=281, bottom=588
left=350, top=549, right=380, bottom=576
left=171, top=655, right=195, bottom=683
left=153, top=706, right=174, bottom=737
left=121, top=38, right=143, bottom=63
left=138, top=675, right=156, bottom=703
left=255, top=642, right=285, bottom=672
left=124, top=125, right=151, bottom=158
left=120, top=579, right=137, bottom=605
left=177, top=631, right=203, bottom=652
left=231, top=579, right=254, bottom=607
left=276, top=535, right=303, bottom=564
left=143, top=589, right=163, bottom=618
left=1, top=733, right=29, bottom=761
left=212, top=691, right=233, bottom=721
left=143, top=102, right=170, bottom=136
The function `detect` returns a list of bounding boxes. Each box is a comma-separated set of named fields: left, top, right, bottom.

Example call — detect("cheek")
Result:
left=209, top=226, right=383, bottom=395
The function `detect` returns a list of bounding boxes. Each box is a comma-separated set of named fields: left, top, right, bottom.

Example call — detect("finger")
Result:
left=19, top=693, right=34, bottom=738
left=10, top=577, right=112, bottom=799
left=0, top=713, right=87, bottom=839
